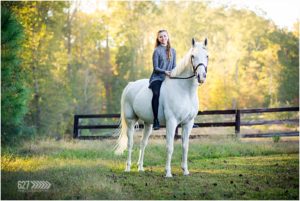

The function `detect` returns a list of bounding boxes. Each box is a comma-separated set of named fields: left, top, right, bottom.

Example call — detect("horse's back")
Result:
left=123, top=79, right=149, bottom=101
left=122, top=79, right=151, bottom=120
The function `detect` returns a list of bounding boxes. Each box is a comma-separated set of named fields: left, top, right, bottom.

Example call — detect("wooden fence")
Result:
left=73, top=107, right=299, bottom=139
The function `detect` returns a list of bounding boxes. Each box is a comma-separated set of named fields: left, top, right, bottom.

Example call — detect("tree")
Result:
left=3, top=1, right=298, bottom=141
left=271, top=28, right=299, bottom=105
left=1, top=6, right=29, bottom=144
left=10, top=1, right=72, bottom=137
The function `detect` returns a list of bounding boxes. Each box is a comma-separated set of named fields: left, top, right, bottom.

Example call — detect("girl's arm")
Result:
left=152, top=49, right=165, bottom=73
left=172, top=49, right=176, bottom=69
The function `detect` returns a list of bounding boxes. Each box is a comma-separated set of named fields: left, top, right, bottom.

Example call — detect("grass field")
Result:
left=1, top=137, right=299, bottom=200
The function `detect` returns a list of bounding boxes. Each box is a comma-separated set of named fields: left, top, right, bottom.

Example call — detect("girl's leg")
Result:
left=150, top=81, right=162, bottom=130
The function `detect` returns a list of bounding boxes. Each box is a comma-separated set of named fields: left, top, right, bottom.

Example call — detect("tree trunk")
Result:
left=32, top=63, right=41, bottom=132
left=103, top=32, right=113, bottom=112
left=232, top=59, right=239, bottom=109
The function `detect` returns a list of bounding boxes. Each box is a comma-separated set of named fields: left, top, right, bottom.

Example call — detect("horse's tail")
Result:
left=114, top=84, right=130, bottom=155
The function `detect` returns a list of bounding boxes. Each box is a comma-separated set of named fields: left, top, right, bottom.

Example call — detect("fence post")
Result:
left=73, top=115, right=79, bottom=138
left=235, top=109, right=240, bottom=137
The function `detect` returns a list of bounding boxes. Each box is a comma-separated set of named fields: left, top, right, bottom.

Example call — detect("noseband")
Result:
left=169, top=56, right=207, bottom=80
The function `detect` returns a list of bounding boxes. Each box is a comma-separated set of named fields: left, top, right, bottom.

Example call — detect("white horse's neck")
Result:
left=171, top=49, right=194, bottom=77
left=169, top=49, right=198, bottom=90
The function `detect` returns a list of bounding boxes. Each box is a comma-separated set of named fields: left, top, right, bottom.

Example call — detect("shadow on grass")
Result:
left=1, top=165, right=130, bottom=200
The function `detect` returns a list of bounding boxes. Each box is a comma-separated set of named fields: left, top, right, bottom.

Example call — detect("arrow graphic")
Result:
left=30, top=181, right=51, bottom=190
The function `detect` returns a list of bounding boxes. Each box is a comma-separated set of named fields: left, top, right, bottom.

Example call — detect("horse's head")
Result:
left=191, top=38, right=208, bottom=84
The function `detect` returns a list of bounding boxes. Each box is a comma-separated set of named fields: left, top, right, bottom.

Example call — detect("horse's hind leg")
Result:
left=125, top=120, right=136, bottom=172
left=137, top=123, right=152, bottom=171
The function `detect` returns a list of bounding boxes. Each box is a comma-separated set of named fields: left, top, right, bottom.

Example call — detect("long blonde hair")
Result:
left=155, top=30, right=172, bottom=60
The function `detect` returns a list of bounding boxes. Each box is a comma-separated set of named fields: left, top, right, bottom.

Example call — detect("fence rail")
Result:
left=73, top=107, right=299, bottom=139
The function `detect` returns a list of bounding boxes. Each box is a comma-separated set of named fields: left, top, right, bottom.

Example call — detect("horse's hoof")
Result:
left=165, top=173, right=173, bottom=178
left=138, top=167, right=144, bottom=172
left=183, top=170, right=190, bottom=176
left=125, top=167, right=131, bottom=172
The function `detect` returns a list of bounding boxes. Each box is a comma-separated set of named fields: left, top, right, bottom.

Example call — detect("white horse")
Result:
left=115, top=38, right=208, bottom=177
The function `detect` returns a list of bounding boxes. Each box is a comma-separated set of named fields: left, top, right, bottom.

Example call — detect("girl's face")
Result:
left=158, top=31, right=169, bottom=46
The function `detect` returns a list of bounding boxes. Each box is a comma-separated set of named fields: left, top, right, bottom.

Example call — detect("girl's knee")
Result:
left=153, top=91, right=160, bottom=97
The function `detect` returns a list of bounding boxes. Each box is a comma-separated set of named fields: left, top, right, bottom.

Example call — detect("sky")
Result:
left=79, top=0, right=299, bottom=30
left=211, top=0, right=299, bottom=30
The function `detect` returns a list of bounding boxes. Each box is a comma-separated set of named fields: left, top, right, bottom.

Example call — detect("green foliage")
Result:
left=271, top=29, right=299, bottom=104
left=1, top=6, right=30, bottom=145
left=2, top=1, right=298, bottom=142
left=272, top=135, right=281, bottom=143
left=9, top=1, right=72, bottom=138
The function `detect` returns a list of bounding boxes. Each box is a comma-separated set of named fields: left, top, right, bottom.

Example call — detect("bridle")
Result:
left=169, top=55, right=208, bottom=80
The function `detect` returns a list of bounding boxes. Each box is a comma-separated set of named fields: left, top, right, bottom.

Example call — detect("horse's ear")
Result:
left=192, top=38, right=196, bottom=47
left=204, top=38, right=208, bottom=47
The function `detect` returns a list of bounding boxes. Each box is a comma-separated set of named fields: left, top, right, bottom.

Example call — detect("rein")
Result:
left=169, top=56, right=206, bottom=80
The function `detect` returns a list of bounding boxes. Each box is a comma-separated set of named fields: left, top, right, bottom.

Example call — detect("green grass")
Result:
left=1, top=138, right=299, bottom=200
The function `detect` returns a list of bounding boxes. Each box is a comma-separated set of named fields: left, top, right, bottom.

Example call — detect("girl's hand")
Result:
left=165, top=71, right=171, bottom=76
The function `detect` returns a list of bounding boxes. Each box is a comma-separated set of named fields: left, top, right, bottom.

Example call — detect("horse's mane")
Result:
left=171, top=48, right=192, bottom=77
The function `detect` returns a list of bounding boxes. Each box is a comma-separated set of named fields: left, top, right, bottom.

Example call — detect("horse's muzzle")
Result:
left=197, top=74, right=204, bottom=84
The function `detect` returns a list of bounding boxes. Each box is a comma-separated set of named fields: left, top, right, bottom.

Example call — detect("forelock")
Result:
left=193, top=42, right=206, bottom=53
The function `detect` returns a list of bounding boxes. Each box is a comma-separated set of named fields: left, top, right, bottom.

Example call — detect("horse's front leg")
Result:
left=165, top=119, right=177, bottom=177
left=181, top=120, right=194, bottom=176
